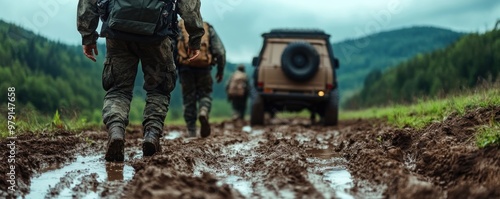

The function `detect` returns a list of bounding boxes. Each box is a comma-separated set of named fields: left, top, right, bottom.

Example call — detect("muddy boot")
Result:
left=105, top=127, right=125, bottom=162
left=187, top=129, right=197, bottom=138
left=198, top=107, right=211, bottom=138
left=231, top=113, right=239, bottom=121
left=142, top=128, right=162, bottom=157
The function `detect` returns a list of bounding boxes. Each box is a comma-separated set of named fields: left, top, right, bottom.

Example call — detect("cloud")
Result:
left=0, top=0, right=498, bottom=63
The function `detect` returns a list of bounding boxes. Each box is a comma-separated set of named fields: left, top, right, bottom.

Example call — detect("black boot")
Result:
left=198, top=107, right=211, bottom=138
left=143, top=128, right=162, bottom=156
left=105, top=127, right=125, bottom=162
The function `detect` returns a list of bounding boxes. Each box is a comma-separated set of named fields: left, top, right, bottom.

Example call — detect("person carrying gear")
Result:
left=176, top=19, right=226, bottom=138
left=77, top=0, right=204, bottom=161
left=226, top=65, right=250, bottom=121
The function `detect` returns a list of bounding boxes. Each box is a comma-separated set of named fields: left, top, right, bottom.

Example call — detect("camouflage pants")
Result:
left=230, top=97, right=247, bottom=120
left=102, top=38, right=177, bottom=133
left=178, top=71, right=213, bottom=131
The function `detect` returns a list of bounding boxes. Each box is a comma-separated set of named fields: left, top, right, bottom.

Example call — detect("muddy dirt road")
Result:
left=1, top=107, right=499, bottom=198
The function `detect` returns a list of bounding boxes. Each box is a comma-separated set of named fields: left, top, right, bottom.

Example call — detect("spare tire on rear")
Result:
left=281, top=42, right=320, bottom=82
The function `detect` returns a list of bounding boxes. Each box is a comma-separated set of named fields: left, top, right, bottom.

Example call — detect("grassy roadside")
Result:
left=340, top=87, right=500, bottom=148
left=0, top=110, right=101, bottom=138
left=0, top=109, right=231, bottom=139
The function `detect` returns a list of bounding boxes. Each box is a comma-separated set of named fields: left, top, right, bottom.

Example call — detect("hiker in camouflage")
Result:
left=77, top=0, right=204, bottom=161
left=226, top=65, right=250, bottom=121
left=176, top=21, right=226, bottom=138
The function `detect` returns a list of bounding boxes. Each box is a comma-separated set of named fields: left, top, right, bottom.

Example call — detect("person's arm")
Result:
left=209, top=25, right=226, bottom=83
left=225, top=75, right=232, bottom=91
left=77, top=0, right=99, bottom=61
left=177, top=0, right=204, bottom=51
left=245, top=76, right=251, bottom=97
left=225, top=76, right=232, bottom=101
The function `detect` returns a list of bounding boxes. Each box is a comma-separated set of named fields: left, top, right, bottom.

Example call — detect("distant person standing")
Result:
left=77, top=0, right=204, bottom=161
left=176, top=19, right=226, bottom=138
left=226, top=65, right=250, bottom=121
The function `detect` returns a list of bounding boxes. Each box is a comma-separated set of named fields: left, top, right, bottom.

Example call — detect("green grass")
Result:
left=476, top=123, right=500, bottom=148
left=341, top=88, right=500, bottom=128
left=0, top=110, right=101, bottom=139
left=0, top=95, right=232, bottom=138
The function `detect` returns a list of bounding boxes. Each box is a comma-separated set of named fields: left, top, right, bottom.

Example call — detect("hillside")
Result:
left=0, top=20, right=240, bottom=123
left=0, top=20, right=106, bottom=121
left=333, top=26, right=463, bottom=101
left=344, top=29, right=500, bottom=109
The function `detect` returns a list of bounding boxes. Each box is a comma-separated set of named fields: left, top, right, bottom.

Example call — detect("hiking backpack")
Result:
left=227, top=71, right=248, bottom=97
left=97, top=0, right=178, bottom=41
left=176, top=20, right=213, bottom=67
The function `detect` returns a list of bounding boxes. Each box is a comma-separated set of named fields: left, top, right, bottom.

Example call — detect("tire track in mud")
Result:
left=127, top=122, right=357, bottom=199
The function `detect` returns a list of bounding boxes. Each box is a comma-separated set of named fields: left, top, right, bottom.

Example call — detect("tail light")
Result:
left=326, top=84, right=334, bottom=90
left=257, top=82, right=264, bottom=89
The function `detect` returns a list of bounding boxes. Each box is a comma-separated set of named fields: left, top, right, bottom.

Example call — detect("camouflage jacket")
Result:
left=77, top=0, right=204, bottom=49
left=207, top=23, right=226, bottom=73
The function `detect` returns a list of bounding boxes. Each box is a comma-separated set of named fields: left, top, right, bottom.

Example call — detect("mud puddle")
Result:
left=306, top=145, right=355, bottom=199
left=25, top=153, right=135, bottom=199
left=21, top=130, right=190, bottom=199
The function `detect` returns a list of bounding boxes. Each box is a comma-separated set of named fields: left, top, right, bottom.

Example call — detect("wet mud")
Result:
left=0, top=107, right=499, bottom=198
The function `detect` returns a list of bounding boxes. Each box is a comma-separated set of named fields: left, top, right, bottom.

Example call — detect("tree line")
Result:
left=344, top=29, right=500, bottom=109
left=332, top=26, right=463, bottom=104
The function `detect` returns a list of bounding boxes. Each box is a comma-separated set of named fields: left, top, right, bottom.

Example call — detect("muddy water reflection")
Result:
left=106, top=163, right=126, bottom=181
left=307, top=146, right=354, bottom=199
left=323, top=167, right=354, bottom=199
left=164, top=131, right=182, bottom=140
left=219, top=175, right=253, bottom=198
left=25, top=154, right=134, bottom=198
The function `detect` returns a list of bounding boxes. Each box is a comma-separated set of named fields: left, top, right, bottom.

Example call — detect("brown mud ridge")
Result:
left=1, top=107, right=499, bottom=198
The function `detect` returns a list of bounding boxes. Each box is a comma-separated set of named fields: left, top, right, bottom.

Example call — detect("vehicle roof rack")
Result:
left=263, top=29, right=330, bottom=39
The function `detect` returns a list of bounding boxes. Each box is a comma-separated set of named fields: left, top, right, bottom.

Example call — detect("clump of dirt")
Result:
left=338, top=107, right=500, bottom=198
left=127, top=168, right=235, bottom=199
left=126, top=129, right=247, bottom=198
left=414, top=108, right=500, bottom=198
left=249, top=138, right=323, bottom=198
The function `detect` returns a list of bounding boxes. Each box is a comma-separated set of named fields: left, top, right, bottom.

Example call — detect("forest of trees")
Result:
left=344, top=29, right=500, bottom=109
left=0, top=20, right=241, bottom=123
left=333, top=26, right=463, bottom=102
left=0, top=20, right=106, bottom=122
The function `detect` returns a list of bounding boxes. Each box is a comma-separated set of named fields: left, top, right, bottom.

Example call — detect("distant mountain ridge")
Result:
left=332, top=26, right=464, bottom=104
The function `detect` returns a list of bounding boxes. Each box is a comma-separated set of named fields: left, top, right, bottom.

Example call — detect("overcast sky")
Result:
left=0, top=0, right=498, bottom=63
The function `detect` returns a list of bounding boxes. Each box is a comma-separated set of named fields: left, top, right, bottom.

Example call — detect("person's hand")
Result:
left=215, top=71, right=223, bottom=83
left=187, top=48, right=200, bottom=61
left=83, top=44, right=98, bottom=62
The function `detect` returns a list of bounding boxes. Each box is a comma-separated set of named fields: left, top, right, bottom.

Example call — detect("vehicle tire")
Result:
left=250, top=94, right=265, bottom=126
left=281, top=42, right=320, bottom=82
left=323, top=89, right=339, bottom=126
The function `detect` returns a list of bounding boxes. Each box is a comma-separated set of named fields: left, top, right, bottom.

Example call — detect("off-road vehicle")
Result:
left=250, top=29, right=340, bottom=126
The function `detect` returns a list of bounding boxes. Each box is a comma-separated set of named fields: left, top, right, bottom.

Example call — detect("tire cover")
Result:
left=281, top=42, right=320, bottom=82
